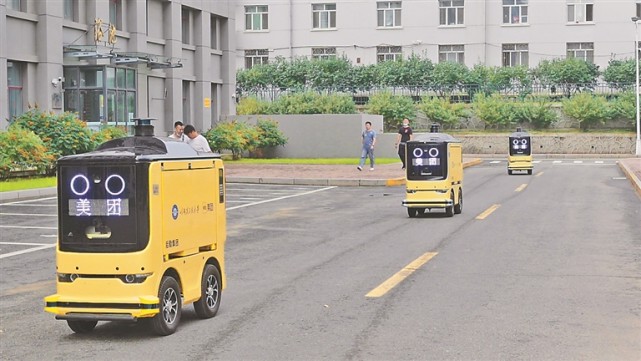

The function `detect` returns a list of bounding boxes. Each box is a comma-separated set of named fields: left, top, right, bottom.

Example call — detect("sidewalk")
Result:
left=1, top=157, right=639, bottom=202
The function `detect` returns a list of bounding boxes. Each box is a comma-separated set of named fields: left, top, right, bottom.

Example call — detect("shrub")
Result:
left=11, top=109, right=94, bottom=157
left=268, top=92, right=356, bottom=114
left=236, top=97, right=271, bottom=115
left=365, top=92, right=416, bottom=130
left=204, top=121, right=259, bottom=159
left=562, top=93, right=615, bottom=130
left=417, top=97, right=469, bottom=129
left=0, top=127, right=55, bottom=178
left=255, top=119, right=288, bottom=148
left=514, top=97, right=557, bottom=129
left=472, top=93, right=518, bottom=129
left=91, top=125, right=129, bottom=147
left=609, top=91, right=636, bottom=126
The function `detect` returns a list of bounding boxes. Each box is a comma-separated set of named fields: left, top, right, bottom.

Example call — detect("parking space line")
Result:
left=0, top=197, right=56, bottom=206
left=0, top=225, right=57, bottom=230
left=0, top=243, right=56, bottom=259
left=227, top=186, right=335, bottom=210
left=366, top=252, right=438, bottom=298
left=515, top=184, right=528, bottom=192
left=0, top=212, right=56, bottom=217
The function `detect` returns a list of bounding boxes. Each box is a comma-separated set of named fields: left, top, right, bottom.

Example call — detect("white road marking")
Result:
left=0, top=243, right=56, bottom=259
left=0, top=225, right=57, bottom=230
left=490, top=161, right=501, bottom=164
left=227, top=186, right=336, bottom=210
left=0, top=213, right=56, bottom=217
left=0, top=197, right=56, bottom=206
left=553, top=160, right=562, bottom=164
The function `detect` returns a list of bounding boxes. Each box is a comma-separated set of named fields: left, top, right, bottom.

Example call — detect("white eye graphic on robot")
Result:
left=70, top=174, right=126, bottom=196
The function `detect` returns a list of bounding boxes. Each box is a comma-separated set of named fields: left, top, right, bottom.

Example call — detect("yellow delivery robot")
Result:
left=507, top=127, right=533, bottom=175
left=402, top=124, right=463, bottom=218
left=45, top=119, right=226, bottom=336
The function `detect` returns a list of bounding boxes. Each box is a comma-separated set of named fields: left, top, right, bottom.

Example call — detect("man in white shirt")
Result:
left=168, top=121, right=185, bottom=141
left=183, top=124, right=212, bottom=152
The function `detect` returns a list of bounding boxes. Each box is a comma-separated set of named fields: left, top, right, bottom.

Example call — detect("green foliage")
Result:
left=602, top=59, right=637, bottom=89
left=0, top=127, right=55, bottom=178
left=236, top=97, right=271, bottom=115
left=90, top=125, right=128, bottom=147
left=466, top=65, right=532, bottom=96
left=562, top=93, right=614, bottom=130
left=269, top=92, right=356, bottom=114
left=204, top=121, right=259, bottom=160
left=514, top=97, right=558, bottom=129
left=417, top=97, right=468, bottom=128
left=431, top=61, right=469, bottom=96
left=472, top=93, right=518, bottom=129
left=533, top=58, right=600, bottom=96
left=308, top=57, right=353, bottom=91
left=255, top=119, right=288, bottom=148
left=11, top=109, right=94, bottom=157
left=609, top=91, right=636, bottom=125
left=365, top=92, right=416, bottom=130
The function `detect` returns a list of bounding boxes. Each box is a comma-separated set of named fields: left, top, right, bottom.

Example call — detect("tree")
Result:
left=532, top=58, right=600, bottom=97
left=562, top=93, right=614, bottom=130
left=431, top=61, right=469, bottom=96
left=365, top=92, right=416, bottom=130
left=602, top=59, right=636, bottom=89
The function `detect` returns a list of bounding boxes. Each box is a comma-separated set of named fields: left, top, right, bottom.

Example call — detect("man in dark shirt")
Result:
left=395, top=118, right=413, bottom=169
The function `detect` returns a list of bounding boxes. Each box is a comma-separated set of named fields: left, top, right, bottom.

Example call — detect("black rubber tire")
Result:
left=194, top=264, right=221, bottom=319
left=527, top=169, right=532, bottom=175
left=67, top=320, right=97, bottom=333
left=445, top=192, right=454, bottom=217
left=454, top=189, right=462, bottom=214
left=407, top=208, right=417, bottom=218
left=508, top=169, right=513, bottom=175
left=151, top=276, right=182, bottom=336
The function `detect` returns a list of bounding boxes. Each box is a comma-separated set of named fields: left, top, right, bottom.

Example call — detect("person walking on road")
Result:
left=357, top=121, right=377, bottom=171
left=395, top=118, right=413, bottom=169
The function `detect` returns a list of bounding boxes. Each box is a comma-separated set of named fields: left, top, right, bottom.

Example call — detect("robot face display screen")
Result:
left=58, top=164, right=139, bottom=252
left=510, top=137, right=531, bottom=155
left=407, top=143, right=447, bottom=180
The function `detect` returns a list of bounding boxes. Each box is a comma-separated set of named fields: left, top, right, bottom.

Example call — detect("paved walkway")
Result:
left=1, top=157, right=640, bottom=202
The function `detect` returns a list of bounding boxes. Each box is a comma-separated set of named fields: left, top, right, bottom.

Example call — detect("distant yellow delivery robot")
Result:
left=45, top=119, right=226, bottom=336
left=402, top=124, right=463, bottom=218
left=507, top=127, right=533, bottom=175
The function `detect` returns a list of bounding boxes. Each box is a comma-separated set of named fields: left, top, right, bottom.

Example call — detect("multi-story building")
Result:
left=235, top=0, right=639, bottom=72
left=1, top=0, right=236, bottom=135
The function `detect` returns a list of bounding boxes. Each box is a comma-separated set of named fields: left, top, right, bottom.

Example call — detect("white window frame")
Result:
left=566, top=42, right=594, bottom=63
left=567, top=0, right=593, bottom=23
left=439, top=0, right=464, bottom=26
left=245, top=5, right=269, bottom=31
left=377, top=2, right=402, bottom=28
left=245, top=49, right=269, bottom=69
left=312, top=47, right=337, bottom=60
left=502, top=0, right=527, bottom=24
left=312, top=3, right=336, bottom=30
left=502, top=44, right=529, bottom=67
left=439, top=45, right=465, bottom=64
left=377, top=46, right=402, bottom=63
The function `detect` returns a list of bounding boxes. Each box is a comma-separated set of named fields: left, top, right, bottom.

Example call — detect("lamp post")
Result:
left=632, top=17, right=641, bottom=156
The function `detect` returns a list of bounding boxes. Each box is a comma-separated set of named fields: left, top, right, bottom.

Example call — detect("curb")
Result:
left=617, top=160, right=641, bottom=199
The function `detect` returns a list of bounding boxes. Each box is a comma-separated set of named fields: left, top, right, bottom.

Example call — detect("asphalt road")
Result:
left=0, top=159, right=639, bottom=361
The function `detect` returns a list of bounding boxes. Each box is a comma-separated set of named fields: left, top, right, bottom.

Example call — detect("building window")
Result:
left=182, top=81, right=191, bottom=124
left=182, top=7, right=191, bottom=44
left=637, top=1, right=641, bottom=18
left=245, top=5, right=269, bottom=31
left=439, top=45, right=465, bottom=63
left=439, top=0, right=464, bottom=26
left=502, top=44, right=529, bottom=67
left=7, top=61, right=24, bottom=120
left=63, top=0, right=78, bottom=21
left=567, top=0, right=593, bottom=23
left=377, top=46, right=402, bottom=62
left=7, top=0, right=23, bottom=11
left=377, top=2, right=402, bottom=28
left=109, top=0, right=123, bottom=30
left=312, top=47, right=337, bottom=60
left=312, top=3, right=336, bottom=29
left=503, top=0, right=527, bottom=24
left=63, top=66, right=136, bottom=125
left=211, top=15, right=219, bottom=49
left=245, top=49, right=269, bottom=69
left=567, top=42, right=594, bottom=63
